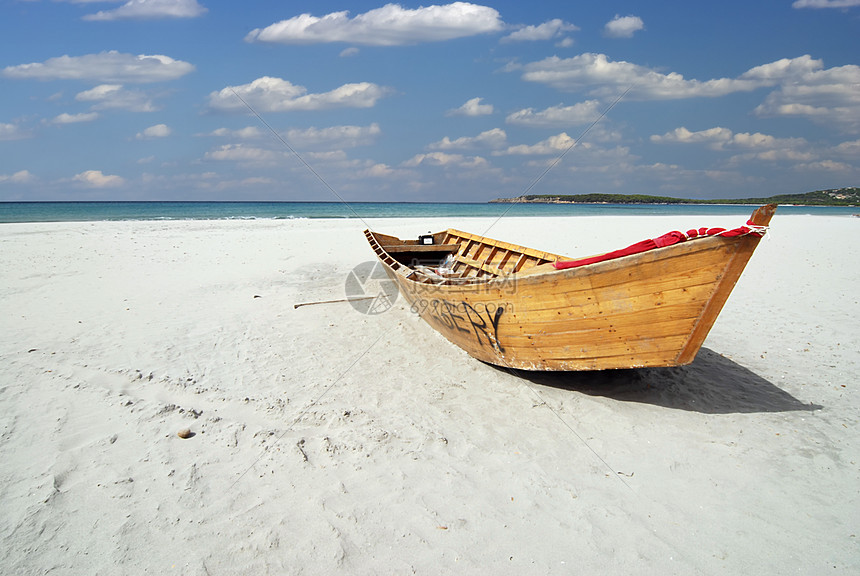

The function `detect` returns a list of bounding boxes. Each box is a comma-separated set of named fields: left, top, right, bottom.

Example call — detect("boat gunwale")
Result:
left=366, top=227, right=751, bottom=291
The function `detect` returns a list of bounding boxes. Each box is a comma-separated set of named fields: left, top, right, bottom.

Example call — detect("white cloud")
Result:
left=650, top=126, right=734, bottom=147
left=136, top=123, right=171, bottom=139
left=76, top=84, right=157, bottom=112
left=208, top=76, right=391, bottom=113
left=428, top=128, right=507, bottom=150
left=758, top=102, right=831, bottom=117
left=651, top=126, right=807, bottom=151
left=752, top=60, right=860, bottom=129
left=794, top=159, right=853, bottom=171
left=240, top=176, right=276, bottom=186
left=495, top=132, right=575, bottom=155
left=359, top=163, right=395, bottom=177
left=306, top=150, right=348, bottom=162
left=207, top=126, right=264, bottom=139
left=793, top=0, right=860, bottom=8
left=2, top=51, right=194, bottom=83
left=603, top=15, right=644, bottom=38
left=518, top=52, right=860, bottom=130
left=0, top=123, right=29, bottom=140
left=84, top=0, right=207, bottom=21
left=0, top=170, right=35, bottom=184
left=506, top=100, right=601, bottom=127
left=402, top=151, right=489, bottom=168
left=733, top=149, right=815, bottom=162
left=520, top=53, right=760, bottom=99
left=245, top=3, right=504, bottom=46
left=204, top=176, right=276, bottom=191
left=730, top=132, right=793, bottom=149
left=73, top=170, right=125, bottom=188
left=446, top=97, right=493, bottom=116
left=340, top=47, right=360, bottom=58
left=501, top=19, right=578, bottom=42
left=285, top=123, right=381, bottom=148
left=204, top=144, right=279, bottom=163
left=652, top=126, right=815, bottom=164
left=834, top=139, right=860, bottom=155
left=77, top=84, right=124, bottom=100
left=51, top=112, right=100, bottom=124
left=740, top=55, right=824, bottom=82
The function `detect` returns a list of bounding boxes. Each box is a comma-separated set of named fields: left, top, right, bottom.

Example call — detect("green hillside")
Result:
left=491, top=187, right=860, bottom=206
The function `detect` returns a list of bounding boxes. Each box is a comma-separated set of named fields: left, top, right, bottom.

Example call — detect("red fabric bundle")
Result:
left=552, top=221, right=763, bottom=270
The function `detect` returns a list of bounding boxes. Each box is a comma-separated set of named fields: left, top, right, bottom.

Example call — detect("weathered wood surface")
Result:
left=364, top=204, right=775, bottom=371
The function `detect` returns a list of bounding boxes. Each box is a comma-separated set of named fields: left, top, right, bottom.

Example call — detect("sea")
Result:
left=0, top=201, right=856, bottom=223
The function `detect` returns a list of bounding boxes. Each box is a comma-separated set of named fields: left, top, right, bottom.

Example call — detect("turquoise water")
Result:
left=0, top=201, right=856, bottom=223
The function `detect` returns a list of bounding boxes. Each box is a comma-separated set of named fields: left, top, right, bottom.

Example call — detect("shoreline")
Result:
left=1, top=202, right=858, bottom=225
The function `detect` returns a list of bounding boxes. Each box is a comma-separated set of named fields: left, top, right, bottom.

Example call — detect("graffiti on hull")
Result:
left=413, top=299, right=508, bottom=354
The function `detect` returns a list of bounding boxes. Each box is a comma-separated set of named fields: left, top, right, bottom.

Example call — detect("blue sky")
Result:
left=1, top=0, right=859, bottom=202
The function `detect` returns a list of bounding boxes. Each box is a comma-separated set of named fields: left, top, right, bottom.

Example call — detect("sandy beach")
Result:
left=1, top=213, right=858, bottom=575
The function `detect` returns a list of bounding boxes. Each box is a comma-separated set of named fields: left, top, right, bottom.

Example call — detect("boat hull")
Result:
left=365, top=206, right=774, bottom=371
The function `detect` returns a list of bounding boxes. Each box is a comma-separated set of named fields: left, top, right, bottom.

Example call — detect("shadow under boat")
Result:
left=495, top=348, right=821, bottom=415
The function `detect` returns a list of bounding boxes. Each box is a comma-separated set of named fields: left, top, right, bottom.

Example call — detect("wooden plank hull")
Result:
left=365, top=205, right=775, bottom=371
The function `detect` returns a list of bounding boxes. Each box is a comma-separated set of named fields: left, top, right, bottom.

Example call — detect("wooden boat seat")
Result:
left=383, top=244, right=459, bottom=254
left=411, top=266, right=488, bottom=285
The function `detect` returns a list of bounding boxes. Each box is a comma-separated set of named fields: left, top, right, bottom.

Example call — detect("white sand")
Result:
left=1, top=214, right=857, bottom=575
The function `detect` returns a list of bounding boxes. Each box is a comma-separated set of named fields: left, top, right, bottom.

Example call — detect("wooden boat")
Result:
left=364, top=204, right=775, bottom=371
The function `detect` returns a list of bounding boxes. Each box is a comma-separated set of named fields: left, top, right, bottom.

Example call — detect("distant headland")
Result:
left=490, top=187, right=860, bottom=207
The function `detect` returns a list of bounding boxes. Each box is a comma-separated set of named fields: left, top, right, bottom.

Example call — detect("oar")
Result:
left=293, top=296, right=376, bottom=309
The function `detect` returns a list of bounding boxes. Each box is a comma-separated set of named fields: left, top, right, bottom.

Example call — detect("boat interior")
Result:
left=365, top=229, right=566, bottom=285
